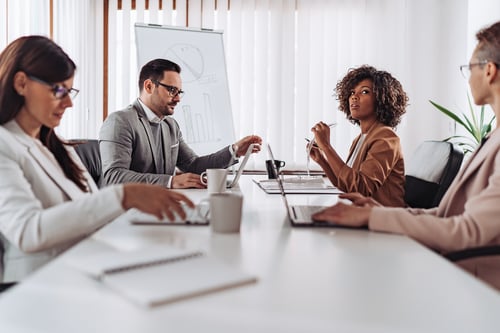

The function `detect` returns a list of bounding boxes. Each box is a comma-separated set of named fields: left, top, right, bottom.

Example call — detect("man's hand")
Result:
left=233, top=135, right=263, bottom=157
left=171, top=173, right=206, bottom=189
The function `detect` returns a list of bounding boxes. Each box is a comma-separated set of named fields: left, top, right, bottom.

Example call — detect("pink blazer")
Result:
left=370, top=127, right=500, bottom=290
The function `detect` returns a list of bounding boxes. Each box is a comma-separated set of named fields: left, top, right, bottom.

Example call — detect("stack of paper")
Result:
left=253, top=176, right=341, bottom=194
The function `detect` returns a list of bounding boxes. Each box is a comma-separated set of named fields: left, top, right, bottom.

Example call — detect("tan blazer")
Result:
left=333, top=122, right=405, bottom=207
left=0, top=121, right=124, bottom=282
left=370, top=127, right=500, bottom=290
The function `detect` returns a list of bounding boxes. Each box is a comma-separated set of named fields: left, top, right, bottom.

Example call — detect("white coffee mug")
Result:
left=209, top=193, right=243, bottom=233
left=200, top=169, right=227, bottom=194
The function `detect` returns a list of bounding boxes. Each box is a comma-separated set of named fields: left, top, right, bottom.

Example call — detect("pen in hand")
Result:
left=307, top=122, right=336, bottom=146
left=305, top=138, right=319, bottom=148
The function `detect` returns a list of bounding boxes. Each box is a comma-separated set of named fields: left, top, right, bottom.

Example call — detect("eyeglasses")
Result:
left=153, top=80, right=184, bottom=98
left=27, top=75, right=80, bottom=100
left=459, top=60, right=488, bottom=80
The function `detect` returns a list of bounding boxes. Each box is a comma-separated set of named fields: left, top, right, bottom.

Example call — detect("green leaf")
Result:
left=429, top=100, right=468, bottom=128
left=429, top=96, right=496, bottom=154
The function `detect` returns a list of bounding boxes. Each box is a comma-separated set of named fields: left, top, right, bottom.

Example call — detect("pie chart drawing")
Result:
left=164, top=44, right=204, bottom=83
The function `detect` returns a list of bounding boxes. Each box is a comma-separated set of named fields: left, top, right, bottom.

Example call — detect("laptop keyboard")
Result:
left=292, top=205, right=326, bottom=221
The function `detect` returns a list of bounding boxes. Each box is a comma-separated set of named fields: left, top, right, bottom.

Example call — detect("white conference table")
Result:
left=0, top=175, right=499, bottom=332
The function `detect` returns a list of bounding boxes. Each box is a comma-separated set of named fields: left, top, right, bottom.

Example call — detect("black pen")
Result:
left=305, top=138, right=319, bottom=148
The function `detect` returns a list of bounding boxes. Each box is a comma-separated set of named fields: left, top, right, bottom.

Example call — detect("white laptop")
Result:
left=226, top=143, right=255, bottom=188
left=130, top=202, right=210, bottom=226
left=267, top=144, right=365, bottom=229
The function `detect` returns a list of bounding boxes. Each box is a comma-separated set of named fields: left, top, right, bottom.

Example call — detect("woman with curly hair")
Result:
left=309, top=65, right=408, bottom=207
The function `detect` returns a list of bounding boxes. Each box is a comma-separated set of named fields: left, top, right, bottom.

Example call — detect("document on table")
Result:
left=253, top=176, right=342, bottom=194
left=67, top=246, right=257, bottom=307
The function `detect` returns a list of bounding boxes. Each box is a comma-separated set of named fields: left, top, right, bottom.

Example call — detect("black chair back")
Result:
left=404, top=141, right=464, bottom=208
left=70, top=140, right=102, bottom=187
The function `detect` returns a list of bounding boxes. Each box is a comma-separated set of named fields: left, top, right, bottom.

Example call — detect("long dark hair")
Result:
left=0, top=35, right=88, bottom=192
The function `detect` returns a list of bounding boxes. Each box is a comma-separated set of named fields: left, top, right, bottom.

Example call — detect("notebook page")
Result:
left=67, top=246, right=202, bottom=277
left=102, top=255, right=257, bottom=307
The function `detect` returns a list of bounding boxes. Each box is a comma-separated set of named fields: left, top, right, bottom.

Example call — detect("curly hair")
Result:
left=335, top=65, right=408, bottom=128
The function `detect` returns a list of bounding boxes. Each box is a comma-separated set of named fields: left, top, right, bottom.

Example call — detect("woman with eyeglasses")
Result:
left=309, top=65, right=408, bottom=207
left=0, top=35, right=194, bottom=286
left=312, top=21, right=500, bottom=290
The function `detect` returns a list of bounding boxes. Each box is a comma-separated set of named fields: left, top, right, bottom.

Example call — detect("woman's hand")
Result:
left=312, top=202, right=371, bottom=228
left=339, top=192, right=382, bottom=207
left=122, top=183, right=195, bottom=220
left=311, top=122, right=331, bottom=150
left=308, top=143, right=326, bottom=164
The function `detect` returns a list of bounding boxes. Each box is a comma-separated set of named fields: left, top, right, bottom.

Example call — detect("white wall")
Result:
left=399, top=0, right=470, bottom=157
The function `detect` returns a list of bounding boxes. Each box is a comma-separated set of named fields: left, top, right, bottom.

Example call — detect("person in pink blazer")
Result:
left=313, top=21, right=500, bottom=290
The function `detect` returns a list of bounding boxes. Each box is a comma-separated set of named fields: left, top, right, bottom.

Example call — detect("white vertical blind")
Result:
left=0, top=0, right=7, bottom=47
left=53, top=0, right=104, bottom=140
left=4, top=0, right=50, bottom=39
left=0, top=0, right=498, bottom=170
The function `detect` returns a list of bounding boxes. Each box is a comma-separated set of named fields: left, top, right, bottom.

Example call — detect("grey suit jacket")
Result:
left=99, top=99, right=233, bottom=187
left=0, top=121, right=124, bottom=282
left=370, top=127, right=500, bottom=290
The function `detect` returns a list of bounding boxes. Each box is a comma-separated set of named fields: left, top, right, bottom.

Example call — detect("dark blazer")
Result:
left=99, top=99, right=233, bottom=187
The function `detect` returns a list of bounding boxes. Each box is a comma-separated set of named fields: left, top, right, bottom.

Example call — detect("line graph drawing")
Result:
left=165, top=44, right=204, bottom=83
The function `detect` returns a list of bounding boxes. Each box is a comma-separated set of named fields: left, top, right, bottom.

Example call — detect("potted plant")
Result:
left=429, top=95, right=496, bottom=154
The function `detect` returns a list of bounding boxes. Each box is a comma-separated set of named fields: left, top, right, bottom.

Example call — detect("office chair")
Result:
left=69, top=139, right=102, bottom=187
left=444, top=246, right=500, bottom=262
left=404, top=140, right=464, bottom=208
left=0, top=240, right=17, bottom=293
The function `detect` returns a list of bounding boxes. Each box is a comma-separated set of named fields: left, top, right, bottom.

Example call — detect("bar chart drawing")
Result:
left=182, top=93, right=218, bottom=144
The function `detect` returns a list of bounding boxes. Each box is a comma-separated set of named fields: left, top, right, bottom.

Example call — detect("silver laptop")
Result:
left=130, top=201, right=210, bottom=226
left=226, top=143, right=255, bottom=188
left=267, top=144, right=364, bottom=229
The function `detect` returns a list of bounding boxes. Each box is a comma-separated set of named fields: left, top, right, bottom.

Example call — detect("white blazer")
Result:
left=0, top=121, right=124, bottom=282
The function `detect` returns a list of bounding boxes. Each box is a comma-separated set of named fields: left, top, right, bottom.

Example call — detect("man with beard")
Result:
left=99, top=59, right=261, bottom=189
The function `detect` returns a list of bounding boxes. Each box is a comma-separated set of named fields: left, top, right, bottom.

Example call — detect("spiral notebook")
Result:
left=68, top=247, right=257, bottom=307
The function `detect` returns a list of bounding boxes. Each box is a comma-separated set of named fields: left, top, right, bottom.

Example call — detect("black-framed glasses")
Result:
left=153, top=80, right=184, bottom=98
left=459, top=60, right=488, bottom=80
left=27, top=75, right=79, bottom=100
